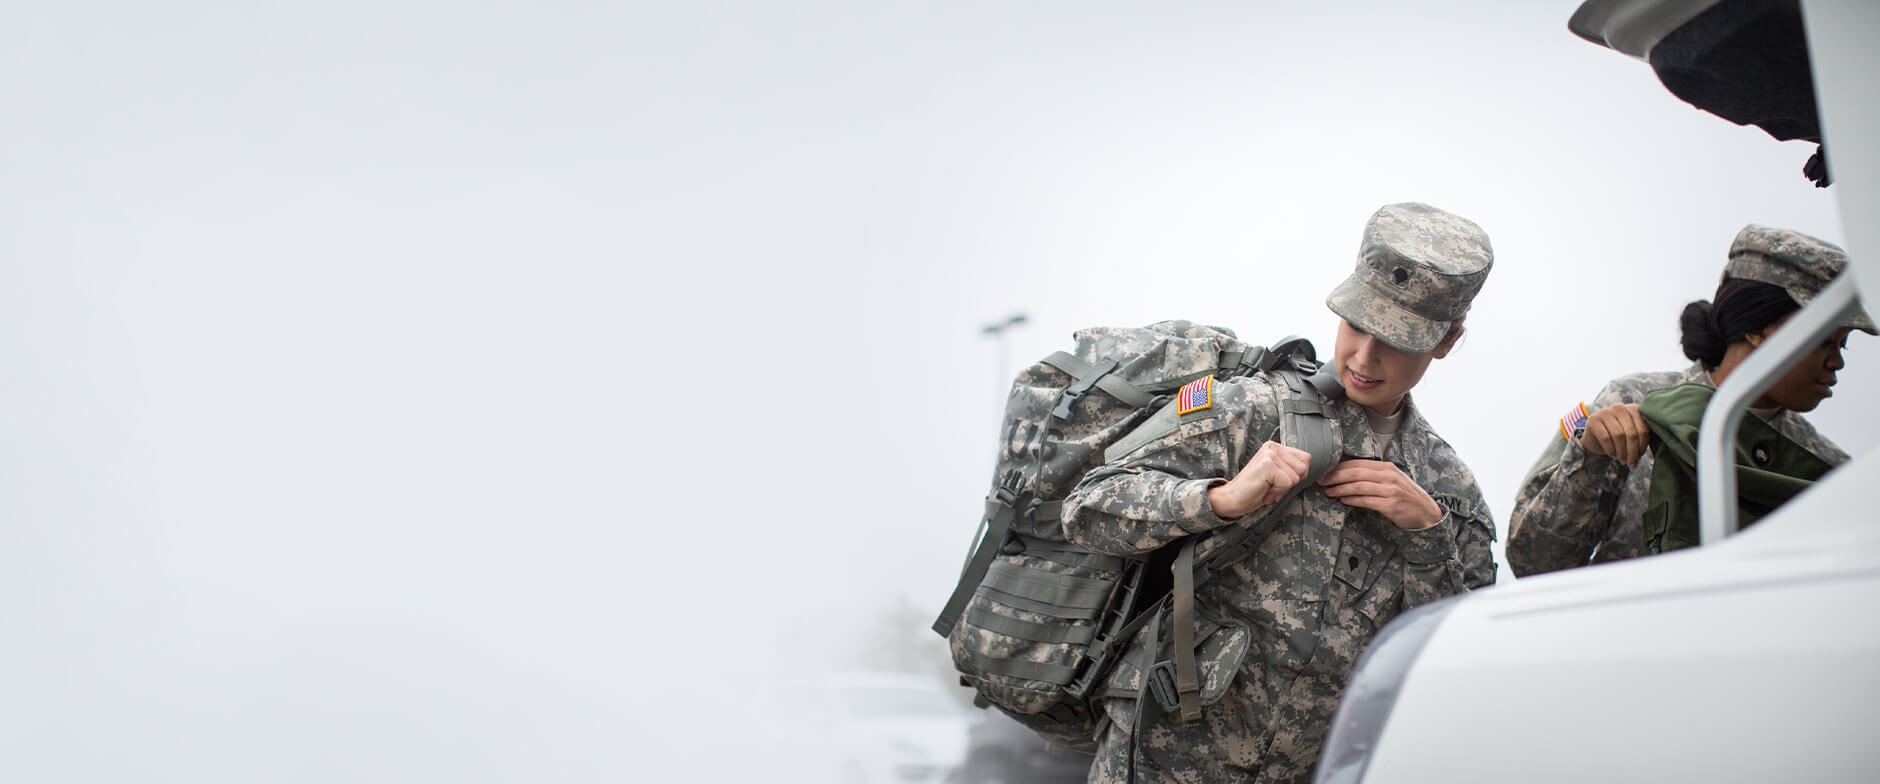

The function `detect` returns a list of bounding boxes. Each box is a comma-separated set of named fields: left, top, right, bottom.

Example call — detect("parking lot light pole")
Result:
left=981, top=313, right=1029, bottom=389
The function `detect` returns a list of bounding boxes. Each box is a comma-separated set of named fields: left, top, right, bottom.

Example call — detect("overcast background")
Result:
left=3, top=2, right=1869, bottom=782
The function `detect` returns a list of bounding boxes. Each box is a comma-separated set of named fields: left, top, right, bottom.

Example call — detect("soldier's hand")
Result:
left=1578, top=404, right=1649, bottom=465
left=1208, top=440, right=1313, bottom=519
left=1318, top=459, right=1444, bottom=530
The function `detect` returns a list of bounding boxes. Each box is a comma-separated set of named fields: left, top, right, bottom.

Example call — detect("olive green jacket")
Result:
left=1637, top=383, right=1834, bottom=553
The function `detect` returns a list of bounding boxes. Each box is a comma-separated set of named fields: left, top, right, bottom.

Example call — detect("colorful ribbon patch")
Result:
left=1177, top=375, right=1214, bottom=416
left=1559, top=401, right=1589, bottom=440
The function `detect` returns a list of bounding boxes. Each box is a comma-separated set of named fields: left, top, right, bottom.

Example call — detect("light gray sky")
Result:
left=3, top=2, right=1868, bottom=782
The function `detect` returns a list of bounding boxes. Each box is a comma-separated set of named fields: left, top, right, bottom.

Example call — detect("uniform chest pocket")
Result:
left=1332, top=531, right=1404, bottom=635
left=1334, top=529, right=1391, bottom=593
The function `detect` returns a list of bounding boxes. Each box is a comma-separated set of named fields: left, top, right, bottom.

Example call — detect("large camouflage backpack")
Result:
left=931, top=320, right=1344, bottom=752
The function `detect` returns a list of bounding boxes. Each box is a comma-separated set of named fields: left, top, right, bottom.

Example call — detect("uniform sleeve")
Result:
left=1778, top=412, right=1852, bottom=466
left=1396, top=456, right=1497, bottom=610
left=1505, top=386, right=1634, bottom=577
left=1059, top=379, right=1278, bottom=557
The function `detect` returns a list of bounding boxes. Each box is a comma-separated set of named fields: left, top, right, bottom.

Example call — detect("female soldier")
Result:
left=1506, top=224, right=1873, bottom=577
left=1060, top=202, right=1499, bottom=784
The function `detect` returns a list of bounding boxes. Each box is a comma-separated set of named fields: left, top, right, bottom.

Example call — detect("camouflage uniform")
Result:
left=1506, top=363, right=1849, bottom=575
left=1506, top=225, right=1872, bottom=577
left=1060, top=203, right=1498, bottom=784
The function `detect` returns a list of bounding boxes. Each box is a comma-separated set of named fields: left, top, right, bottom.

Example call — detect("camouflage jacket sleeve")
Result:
left=1395, top=426, right=1498, bottom=610
left=1058, top=376, right=1282, bottom=557
left=1505, top=382, right=1637, bottom=577
left=1774, top=410, right=1852, bottom=466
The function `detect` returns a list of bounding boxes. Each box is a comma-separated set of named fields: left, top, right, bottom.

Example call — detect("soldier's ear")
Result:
left=1431, top=323, right=1465, bottom=359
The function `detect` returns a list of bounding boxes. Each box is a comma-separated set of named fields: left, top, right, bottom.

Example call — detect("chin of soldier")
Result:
left=1343, top=381, right=1403, bottom=414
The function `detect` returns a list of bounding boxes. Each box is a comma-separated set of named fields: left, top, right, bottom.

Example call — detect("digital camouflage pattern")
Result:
left=1725, top=224, right=1877, bottom=334
left=1005, top=322, right=1251, bottom=520
left=1505, top=361, right=1851, bottom=576
left=1325, top=202, right=1494, bottom=354
left=945, top=320, right=1268, bottom=744
left=1060, top=371, right=1497, bottom=784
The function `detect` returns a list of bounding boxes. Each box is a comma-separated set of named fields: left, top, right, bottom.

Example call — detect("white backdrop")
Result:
left=2, top=2, right=1867, bottom=781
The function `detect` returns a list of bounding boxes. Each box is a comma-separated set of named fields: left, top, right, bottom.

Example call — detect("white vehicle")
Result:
left=1315, top=1, right=1880, bottom=782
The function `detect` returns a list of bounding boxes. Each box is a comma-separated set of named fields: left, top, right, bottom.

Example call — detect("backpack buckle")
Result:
left=992, top=470, right=1025, bottom=507
left=1051, top=357, right=1119, bottom=420
left=1232, top=347, right=1269, bottom=376
left=1050, top=389, right=1084, bottom=420
left=1147, top=659, right=1181, bottom=714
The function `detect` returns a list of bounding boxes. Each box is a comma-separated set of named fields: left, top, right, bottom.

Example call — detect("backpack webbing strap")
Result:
left=957, top=649, right=1079, bottom=683
left=1171, top=538, right=1202, bottom=722
left=1267, top=335, right=1316, bottom=366
left=1011, top=530, right=1080, bottom=553
left=1304, top=366, right=1344, bottom=401
left=964, top=605, right=1099, bottom=645
left=981, top=562, right=1114, bottom=618
left=931, top=493, right=1022, bottom=637
left=1219, top=335, right=1314, bottom=378
left=976, top=585, right=1107, bottom=621
left=1127, top=608, right=1166, bottom=784
left=1288, top=367, right=1346, bottom=479
left=1217, top=347, right=1258, bottom=375
left=1040, top=352, right=1155, bottom=410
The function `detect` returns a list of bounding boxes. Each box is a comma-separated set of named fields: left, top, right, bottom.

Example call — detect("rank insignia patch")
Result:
left=1177, top=375, right=1214, bottom=416
left=1559, top=401, right=1589, bottom=440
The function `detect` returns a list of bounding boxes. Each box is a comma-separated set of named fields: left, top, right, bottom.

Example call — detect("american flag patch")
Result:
left=1559, top=402, right=1589, bottom=440
left=1177, top=375, right=1214, bottom=416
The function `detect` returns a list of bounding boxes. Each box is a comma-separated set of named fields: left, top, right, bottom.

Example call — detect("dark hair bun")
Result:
left=1680, top=300, right=1726, bottom=368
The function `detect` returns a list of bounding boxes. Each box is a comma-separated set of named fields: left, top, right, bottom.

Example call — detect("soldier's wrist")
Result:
left=1207, top=481, right=1252, bottom=519
left=1396, top=510, right=1459, bottom=563
left=1397, top=499, right=1445, bottom=530
left=1562, top=439, right=1622, bottom=479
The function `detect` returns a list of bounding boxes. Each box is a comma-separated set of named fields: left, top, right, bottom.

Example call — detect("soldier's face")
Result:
left=1757, top=324, right=1852, bottom=412
left=1333, top=319, right=1449, bottom=415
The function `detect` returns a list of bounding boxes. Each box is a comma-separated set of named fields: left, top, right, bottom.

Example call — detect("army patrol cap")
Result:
left=1724, top=224, right=1877, bottom=334
left=1326, top=202, right=1494, bottom=354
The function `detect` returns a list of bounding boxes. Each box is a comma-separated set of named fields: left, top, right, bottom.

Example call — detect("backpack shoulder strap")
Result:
left=1102, top=398, right=1183, bottom=465
left=1165, top=363, right=1344, bottom=721
left=1277, top=365, right=1345, bottom=484
left=1190, top=363, right=1344, bottom=578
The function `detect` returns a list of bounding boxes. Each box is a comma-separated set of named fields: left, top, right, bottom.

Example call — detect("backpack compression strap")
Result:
left=934, top=349, right=1152, bottom=639
left=934, top=350, right=1155, bottom=639
left=1038, top=352, right=1154, bottom=411
left=932, top=469, right=1025, bottom=637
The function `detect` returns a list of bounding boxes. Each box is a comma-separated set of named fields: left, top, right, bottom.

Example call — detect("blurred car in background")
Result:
left=948, top=709, right=1093, bottom=784
left=774, top=671, right=973, bottom=784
